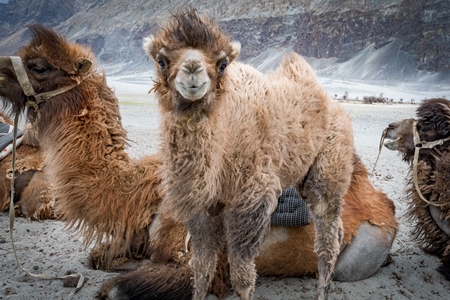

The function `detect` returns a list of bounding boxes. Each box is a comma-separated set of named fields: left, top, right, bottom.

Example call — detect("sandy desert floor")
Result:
left=1, top=94, right=450, bottom=299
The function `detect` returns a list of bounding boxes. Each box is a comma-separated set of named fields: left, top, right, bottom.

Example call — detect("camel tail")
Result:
left=97, top=262, right=193, bottom=300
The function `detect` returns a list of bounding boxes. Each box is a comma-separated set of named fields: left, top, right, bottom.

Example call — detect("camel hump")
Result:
left=275, top=52, right=317, bottom=83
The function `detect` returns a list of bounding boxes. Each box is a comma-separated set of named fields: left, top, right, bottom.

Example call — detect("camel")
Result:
left=383, top=97, right=450, bottom=280
left=0, top=112, right=53, bottom=220
left=142, top=8, right=364, bottom=300
left=0, top=24, right=397, bottom=299
left=0, top=24, right=164, bottom=269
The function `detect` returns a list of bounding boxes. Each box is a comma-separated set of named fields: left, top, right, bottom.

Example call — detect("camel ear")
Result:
left=143, top=36, right=156, bottom=58
left=75, top=58, right=92, bottom=75
left=229, top=41, right=241, bottom=62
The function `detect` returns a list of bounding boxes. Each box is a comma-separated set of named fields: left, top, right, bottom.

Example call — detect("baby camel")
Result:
left=145, top=9, right=355, bottom=300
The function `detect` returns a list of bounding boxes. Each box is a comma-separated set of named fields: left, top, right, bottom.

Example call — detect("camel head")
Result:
left=383, top=118, right=415, bottom=156
left=384, top=98, right=450, bottom=161
left=143, top=8, right=241, bottom=113
left=0, top=25, right=94, bottom=119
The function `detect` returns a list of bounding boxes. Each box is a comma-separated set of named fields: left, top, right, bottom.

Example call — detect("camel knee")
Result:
left=225, top=196, right=273, bottom=260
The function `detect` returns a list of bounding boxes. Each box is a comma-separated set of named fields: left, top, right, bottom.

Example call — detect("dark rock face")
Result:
left=220, top=0, right=450, bottom=73
left=0, top=0, right=75, bottom=39
left=0, top=0, right=448, bottom=75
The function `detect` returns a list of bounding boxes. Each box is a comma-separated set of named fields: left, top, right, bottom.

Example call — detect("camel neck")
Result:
left=38, top=82, right=131, bottom=173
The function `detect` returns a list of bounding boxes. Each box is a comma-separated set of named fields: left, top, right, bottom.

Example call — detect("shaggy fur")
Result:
left=0, top=24, right=398, bottom=299
left=100, top=153, right=397, bottom=300
left=0, top=112, right=53, bottom=220
left=384, top=98, right=450, bottom=279
left=0, top=25, right=163, bottom=269
left=146, top=9, right=355, bottom=300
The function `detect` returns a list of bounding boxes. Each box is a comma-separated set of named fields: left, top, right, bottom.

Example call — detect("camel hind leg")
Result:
left=299, top=152, right=353, bottom=299
left=186, top=212, right=224, bottom=300
left=224, top=194, right=275, bottom=300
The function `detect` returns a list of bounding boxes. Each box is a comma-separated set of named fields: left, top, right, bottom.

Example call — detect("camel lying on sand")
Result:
left=384, top=97, right=450, bottom=280
left=0, top=23, right=397, bottom=299
left=0, top=112, right=53, bottom=220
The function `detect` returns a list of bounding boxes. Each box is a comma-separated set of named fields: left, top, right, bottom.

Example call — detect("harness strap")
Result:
left=371, top=126, right=388, bottom=175
left=375, top=121, right=450, bottom=208
left=412, top=121, right=450, bottom=208
left=8, top=57, right=85, bottom=296
left=10, top=57, right=36, bottom=97
left=10, top=56, right=85, bottom=112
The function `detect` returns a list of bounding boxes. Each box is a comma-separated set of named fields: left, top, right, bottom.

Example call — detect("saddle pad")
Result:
left=271, top=187, right=311, bottom=227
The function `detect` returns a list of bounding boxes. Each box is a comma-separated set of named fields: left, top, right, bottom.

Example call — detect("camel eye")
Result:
left=30, top=66, right=48, bottom=74
left=157, top=57, right=166, bottom=69
left=218, top=59, right=228, bottom=76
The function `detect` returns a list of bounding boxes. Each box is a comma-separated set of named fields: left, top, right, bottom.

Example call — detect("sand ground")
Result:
left=1, top=94, right=449, bottom=299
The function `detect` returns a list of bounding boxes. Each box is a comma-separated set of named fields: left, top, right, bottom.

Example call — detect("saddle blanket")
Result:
left=271, top=187, right=311, bottom=227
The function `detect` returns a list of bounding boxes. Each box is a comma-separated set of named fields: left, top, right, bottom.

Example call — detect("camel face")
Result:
left=0, top=56, right=30, bottom=111
left=173, top=49, right=211, bottom=101
left=383, top=118, right=415, bottom=154
left=143, top=12, right=240, bottom=113
left=0, top=25, right=93, bottom=115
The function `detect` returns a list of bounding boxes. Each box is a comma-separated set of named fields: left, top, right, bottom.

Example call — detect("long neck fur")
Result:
left=34, top=73, right=161, bottom=261
left=158, top=91, right=226, bottom=223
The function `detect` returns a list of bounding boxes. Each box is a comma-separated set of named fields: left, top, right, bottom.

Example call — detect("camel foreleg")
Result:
left=224, top=194, right=275, bottom=300
left=186, top=212, right=223, bottom=300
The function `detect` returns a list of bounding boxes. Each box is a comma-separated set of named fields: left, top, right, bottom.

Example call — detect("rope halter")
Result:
left=10, top=56, right=89, bottom=112
left=412, top=120, right=450, bottom=207
left=7, top=55, right=86, bottom=295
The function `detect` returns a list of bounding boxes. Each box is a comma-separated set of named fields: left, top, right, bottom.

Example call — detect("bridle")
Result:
left=7, top=55, right=86, bottom=296
left=411, top=120, right=450, bottom=207
left=10, top=56, right=88, bottom=112
left=373, top=120, right=450, bottom=208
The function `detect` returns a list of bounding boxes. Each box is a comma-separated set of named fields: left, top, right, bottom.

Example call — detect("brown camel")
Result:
left=144, top=8, right=357, bottom=300
left=0, top=112, right=53, bottom=220
left=383, top=97, right=450, bottom=280
left=0, top=24, right=397, bottom=299
left=0, top=24, right=163, bottom=269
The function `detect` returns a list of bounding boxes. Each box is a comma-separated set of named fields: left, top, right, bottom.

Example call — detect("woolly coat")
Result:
left=159, top=52, right=355, bottom=227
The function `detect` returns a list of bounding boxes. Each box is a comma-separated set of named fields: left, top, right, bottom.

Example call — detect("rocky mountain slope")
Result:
left=0, top=0, right=449, bottom=82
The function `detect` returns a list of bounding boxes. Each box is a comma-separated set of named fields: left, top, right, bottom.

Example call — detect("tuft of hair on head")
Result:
left=143, top=36, right=154, bottom=58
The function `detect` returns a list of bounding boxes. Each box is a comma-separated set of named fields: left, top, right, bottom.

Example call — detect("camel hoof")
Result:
left=333, top=221, right=396, bottom=281
left=429, top=205, right=450, bottom=236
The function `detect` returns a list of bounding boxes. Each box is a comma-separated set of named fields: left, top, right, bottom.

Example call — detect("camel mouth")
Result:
left=175, top=81, right=209, bottom=101
left=383, top=138, right=400, bottom=150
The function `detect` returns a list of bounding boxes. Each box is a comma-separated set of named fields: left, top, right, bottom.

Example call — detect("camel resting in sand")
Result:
left=0, top=24, right=397, bottom=299
left=383, top=97, right=450, bottom=280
